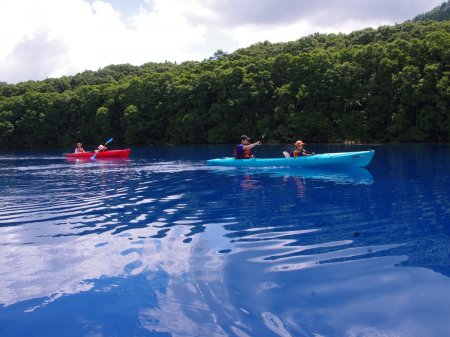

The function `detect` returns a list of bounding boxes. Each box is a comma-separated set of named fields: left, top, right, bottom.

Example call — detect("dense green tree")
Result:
left=414, top=0, right=450, bottom=22
left=0, top=14, right=449, bottom=149
left=0, top=111, right=15, bottom=147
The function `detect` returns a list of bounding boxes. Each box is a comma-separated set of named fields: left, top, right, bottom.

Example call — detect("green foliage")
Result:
left=414, top=1, right=450, bottom=22
left=0, top=14, right=449, bottom=149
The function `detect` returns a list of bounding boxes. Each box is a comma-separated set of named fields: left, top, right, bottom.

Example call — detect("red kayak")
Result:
left=65, top=149, right=131, bottom=159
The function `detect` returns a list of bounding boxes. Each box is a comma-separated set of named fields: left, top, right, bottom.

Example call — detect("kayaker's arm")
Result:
left=243, top=141, right=261, bottom=150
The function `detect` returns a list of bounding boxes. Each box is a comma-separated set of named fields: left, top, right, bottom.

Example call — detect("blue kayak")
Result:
left=207, top=150, right=375, bottom=168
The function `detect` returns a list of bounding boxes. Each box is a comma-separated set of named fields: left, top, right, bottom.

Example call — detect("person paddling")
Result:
left=74, top=142, right=85, bottom=153
left=289, top=140, right=314, bottom=157
left=91, top=137, right=113, bottom=160
left=234, top=135, right=261, bottom=159
left=96, top=144, right=107, bottom=152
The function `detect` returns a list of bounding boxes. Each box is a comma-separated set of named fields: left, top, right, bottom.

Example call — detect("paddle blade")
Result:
left=105, top=137, right=113, bottom=145
left=261, top=128, right=269, bottom=140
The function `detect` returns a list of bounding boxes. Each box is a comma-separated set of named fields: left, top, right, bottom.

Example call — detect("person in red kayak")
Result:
left=96, top=144, right=107, bottom=152
left=234, top=135, right=261, bottom=159
left=74, top=142, right=85, bottom=153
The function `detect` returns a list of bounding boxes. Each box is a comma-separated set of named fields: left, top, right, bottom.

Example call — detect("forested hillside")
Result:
left=414, top=0, right=450, bottom=22
left=0, top=18, right=449, bottom=148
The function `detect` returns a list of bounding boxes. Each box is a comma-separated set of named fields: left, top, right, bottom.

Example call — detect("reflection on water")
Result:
left=0, top=145, right=449, bottom=336
left=212, top=166, right=374, bottom=186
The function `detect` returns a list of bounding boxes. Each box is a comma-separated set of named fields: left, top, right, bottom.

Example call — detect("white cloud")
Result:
left=0, top=0, right=444, bottom=83
left=0, top=0, right=213, bottom=83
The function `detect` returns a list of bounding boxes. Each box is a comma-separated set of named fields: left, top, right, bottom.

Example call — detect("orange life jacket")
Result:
left=234, top=144, right=251, bottom=159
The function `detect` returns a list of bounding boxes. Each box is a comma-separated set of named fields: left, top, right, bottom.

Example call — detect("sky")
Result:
left=0, top=0, right=443, bottom=84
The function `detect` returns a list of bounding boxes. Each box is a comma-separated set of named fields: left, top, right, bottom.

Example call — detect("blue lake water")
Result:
left=0, top=144, right=449, bottom=337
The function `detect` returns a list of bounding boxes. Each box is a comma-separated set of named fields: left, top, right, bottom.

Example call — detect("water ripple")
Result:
left=1, top=145, right=449, bottom=337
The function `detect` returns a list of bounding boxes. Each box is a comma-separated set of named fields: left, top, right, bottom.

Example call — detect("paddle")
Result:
left=260, top=128, right=269, bottom=141
left=254, top=128, right=268, bottom=157
left=91, top=137, right=113, bottom=160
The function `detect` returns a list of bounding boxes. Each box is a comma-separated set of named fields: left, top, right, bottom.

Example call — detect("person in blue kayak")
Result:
left=74, top=142, right=85, bottom=153
left=289, top=140, right=314, bottom=157
left=234, top=135, right=261, bottom=159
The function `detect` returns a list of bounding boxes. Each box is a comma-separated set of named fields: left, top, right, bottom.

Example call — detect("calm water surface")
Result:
left=0, top=144, right=449, bottom=337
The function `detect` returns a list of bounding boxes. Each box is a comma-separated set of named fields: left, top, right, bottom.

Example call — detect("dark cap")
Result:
left=240, top=135, right=250, bottom=140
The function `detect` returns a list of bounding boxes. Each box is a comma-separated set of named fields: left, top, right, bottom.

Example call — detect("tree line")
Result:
left=414, top=0, right=450, bottom=22
left=0, top=19, right=449, bottom=149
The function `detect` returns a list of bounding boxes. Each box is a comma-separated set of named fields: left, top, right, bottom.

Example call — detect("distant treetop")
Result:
left=413, top=0, right=450, bottom=22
